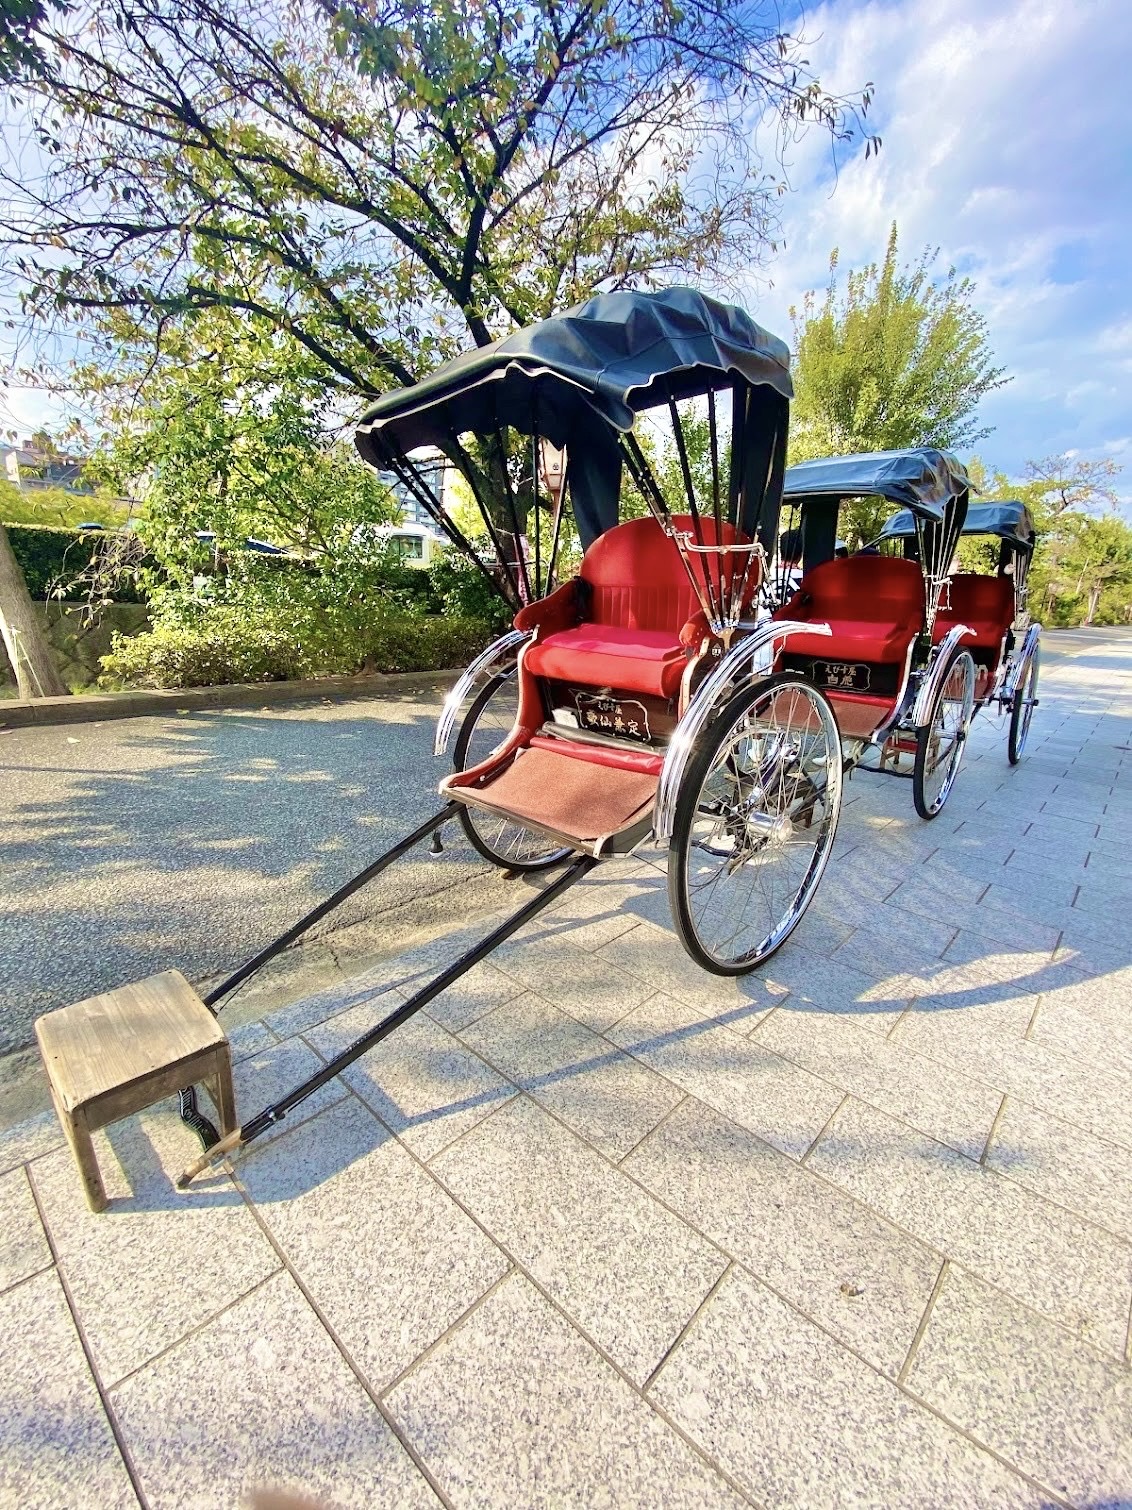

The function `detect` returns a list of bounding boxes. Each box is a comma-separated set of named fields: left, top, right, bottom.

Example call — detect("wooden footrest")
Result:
left=35, top=969, right=236, bottom=1212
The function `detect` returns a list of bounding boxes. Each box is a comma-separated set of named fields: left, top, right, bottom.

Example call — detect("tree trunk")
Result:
left=0, top=525, right=68, bottom=698
left=1084, top=584, right=1101, bottom=626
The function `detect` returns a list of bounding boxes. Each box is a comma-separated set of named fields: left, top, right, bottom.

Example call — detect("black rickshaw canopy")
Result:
left=353, top=287, right=797, bottom=605
left=877, top=499, right=1036, bottom=555
left=782, top=448, right=973, bottom=522
left=355, top=286, right=792, bottom=458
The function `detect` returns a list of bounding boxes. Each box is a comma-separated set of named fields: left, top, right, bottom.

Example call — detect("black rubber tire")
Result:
left=912, top=648, right=976, bottom=819
left=1007, top=644, right=1040, bottom=765
left=452, top=673, right=574, bottom=872
left=668, top=673, right=843, bottom=975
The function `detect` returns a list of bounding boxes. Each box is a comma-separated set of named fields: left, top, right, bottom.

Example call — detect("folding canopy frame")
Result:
left=779, top=448, right=973, bottom=635
left=876, top=499, right=1037, bottom=627
left=355, top=286, right=793, bottom=639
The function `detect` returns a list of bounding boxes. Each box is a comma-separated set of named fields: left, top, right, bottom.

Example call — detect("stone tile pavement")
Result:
left=3, top=631, right=1132, bottom=1508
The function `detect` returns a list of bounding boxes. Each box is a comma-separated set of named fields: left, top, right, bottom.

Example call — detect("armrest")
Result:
left=679, top=610, right=713, bottom=650
left=513, top=578, right=580, bottom=636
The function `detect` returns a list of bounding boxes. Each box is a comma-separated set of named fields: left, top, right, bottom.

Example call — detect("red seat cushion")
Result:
left=933, top=573, right=1014, bottom=650
left=521, top=514, right=756, bottom=701
left=776, top=555, right=925, bottom=665
left=525, top=624, right=686, bottom=699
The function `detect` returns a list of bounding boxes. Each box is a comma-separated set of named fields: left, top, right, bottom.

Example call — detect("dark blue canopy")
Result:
left=355, top=287, right=792, bottom=459
left=782, top=448, right=971, bottom=522
left=877, top=499, right=1036, bottom=554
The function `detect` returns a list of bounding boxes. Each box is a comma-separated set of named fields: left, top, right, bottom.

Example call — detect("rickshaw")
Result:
left=874, top=499, right=1041, bottom=764
left=177, top=286, right=851, bottom=1183
left=769, top=449, right=987, bottom=818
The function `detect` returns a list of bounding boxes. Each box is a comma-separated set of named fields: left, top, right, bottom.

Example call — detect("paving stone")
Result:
left=546, top=864, right=672, bottom=944
left=625, top=1097, right=941, bottom=1378
left=387, top=1272, right=744, bottom=1508
left=231, top=1034, right=350, bottom=1148
left=495, top=934, right=654, bottom=1033
left=894, top=994, right=1132, bottom=1152
left=431, top=1096, right=725, bottom=1386
left=418, top=959, right=525, bottom=1031
left=31, top=1105, right=279, bottom=1385
left=0, top=1166, right=51, bottom=1291
left=978, top=882, right=1078, bottom=930
left=754, top=1007, right=1001, bottom=1159
left=985, top=1096, right=1132, bottom=1240
left=831, top=914, right=957, bottom=978
left=113, top=1269, right=436, bottom=1509
left=264, top=977, right=399, bottom=1039
left=607, top=992, right=843, bottom=1160
left=651, top=1267, right=1039, bottom=1509
left=808, top=1097, right=1132, bottom=1356
left=907, top=1267, right=1132, bottom=1507
left=0, top=1269, right=136, bottom=1510
left=305, top=999, right=515, bottom=1161
left=1033, top=962, right=1132, bottom=1058
left=882, top=883, right=1060, bottom=955
left=225, top=1017, right=277, bottom=1062
left=595, top=917, right=792, bottom=1023
left=0, top=1107, right=63, bottom=1176
left=239, top=1096, right=507, bottom=1391
left=459, top=992, right=682, bottom=1161
left=761, top=946, right=913, bottom=1034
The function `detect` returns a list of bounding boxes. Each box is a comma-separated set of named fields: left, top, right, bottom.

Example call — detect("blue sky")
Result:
left=745, top=0, right=1132, bottom=496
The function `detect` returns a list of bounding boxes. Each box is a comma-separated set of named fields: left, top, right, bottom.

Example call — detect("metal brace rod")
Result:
left=202, top=803, right=461, bottom=1011
left=180, top=852, right=597, bottom=1186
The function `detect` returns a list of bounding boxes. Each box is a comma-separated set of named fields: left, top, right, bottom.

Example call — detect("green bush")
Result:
left=99, top=607, right=492, bottom=688
left=4, top=523, right=148, bottom=603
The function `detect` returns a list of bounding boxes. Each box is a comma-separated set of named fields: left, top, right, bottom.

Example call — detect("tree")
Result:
left=1022, top=453, right=1122, bottom=516
left=0, top=530, right=68, bottom=696
left=3, top=0, right=874, bottom=400
left=86, top=313, right=399, bottom=590
left=968, top=450, right=1132, bottom=626
left=789, top=224, right=1008, bottom=478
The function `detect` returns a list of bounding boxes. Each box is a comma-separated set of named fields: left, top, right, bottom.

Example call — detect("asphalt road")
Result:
left=1, top=628, right=1126, bottom=1057
left=0, top=685, right=507, bottom=1054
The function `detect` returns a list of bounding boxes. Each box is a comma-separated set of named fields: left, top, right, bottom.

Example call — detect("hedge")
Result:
left=99, top=609, right=493, bottom=689
left=3, top=524, right=147, bottom=603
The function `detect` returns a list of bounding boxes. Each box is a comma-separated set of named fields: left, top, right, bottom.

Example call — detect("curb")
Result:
left=0, top=668, right=463, bottom=729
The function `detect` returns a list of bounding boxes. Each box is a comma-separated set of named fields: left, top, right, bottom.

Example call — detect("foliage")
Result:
left=968, top=453, right=1132, bottom=626
left=0, top=479, right=130, bottom=529
left=2, top=522, right=146, bottom=602
left=789, top=224, right=1008, bottom=543
left=4, top=0, right=876, bottom=396
left=99, top=600, right=491, bottom=687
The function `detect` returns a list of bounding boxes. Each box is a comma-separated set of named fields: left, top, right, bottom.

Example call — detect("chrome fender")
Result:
left=433, top=629, right=531, bottom=758
left=911, top=624, right=975, bottom=729
left=1001, top=621, right=1041, bottom=702
left=654, top=619, right=830, bottom=844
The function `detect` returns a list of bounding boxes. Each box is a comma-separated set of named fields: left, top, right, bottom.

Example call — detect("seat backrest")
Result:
left=580, top=514, right=753, bottom=633
left=938, top=572, right=1014, bottom=633
left=787, top=554, right=925, bottom=631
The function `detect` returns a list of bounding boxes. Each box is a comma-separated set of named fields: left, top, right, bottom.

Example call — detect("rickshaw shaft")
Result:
left=202, top=802, right=462, bottom=1011
left=233, top=853, right=597, bottom=1150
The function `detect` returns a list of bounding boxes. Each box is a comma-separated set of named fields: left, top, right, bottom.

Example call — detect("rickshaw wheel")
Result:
left=912, top=648, right=976, bottom=819
left=1007, top=644, right=1040, bottom=765
left=453, top=672, right=575, bottom=871
left=668, top=674, right=843, bottom=975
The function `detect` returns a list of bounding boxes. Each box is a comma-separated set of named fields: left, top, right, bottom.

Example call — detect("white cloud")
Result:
left=741, top=0, right=1132, bottom=479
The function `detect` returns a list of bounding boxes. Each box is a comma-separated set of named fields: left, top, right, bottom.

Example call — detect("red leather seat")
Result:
left=933, top=573, right=1014, bottom=651
left=522, top=514, right=749, bottom=700
left=776, top=555, right=925, bottom=664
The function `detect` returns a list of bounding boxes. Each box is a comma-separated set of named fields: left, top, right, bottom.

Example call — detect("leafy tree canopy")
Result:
left=2, top=0, right=877, bottom=405
left=789, top=223, right=1008, bottom=466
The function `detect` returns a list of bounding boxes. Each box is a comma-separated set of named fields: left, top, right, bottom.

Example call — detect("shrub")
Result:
left=4, top=523, right=149, bottom=603
left=99, top=607, right=492, bottom=688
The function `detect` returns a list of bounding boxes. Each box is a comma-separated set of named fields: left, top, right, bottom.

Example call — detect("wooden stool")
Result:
left=35, top=969, right=236, bottom=1213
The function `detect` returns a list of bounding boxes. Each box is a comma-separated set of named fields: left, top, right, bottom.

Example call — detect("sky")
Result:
left=744, top=0, right=1132, bottom=494
left=3, top=0, right=1130, bottom=498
